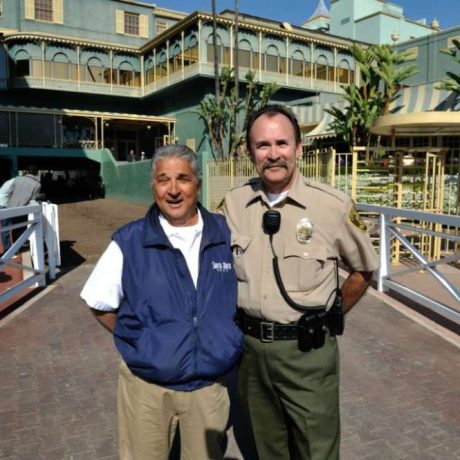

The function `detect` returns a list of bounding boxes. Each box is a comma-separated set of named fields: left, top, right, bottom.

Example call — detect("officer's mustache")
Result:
left=262, top=160, right=288, bottom=171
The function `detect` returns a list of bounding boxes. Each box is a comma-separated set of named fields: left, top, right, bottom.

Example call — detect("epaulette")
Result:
left=302, top=177, right=350, bottom=205
left=227, top=177, right=259, bottom=192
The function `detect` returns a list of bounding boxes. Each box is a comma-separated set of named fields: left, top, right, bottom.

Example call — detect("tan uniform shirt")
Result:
left=222, top=171, right=379, bottom=323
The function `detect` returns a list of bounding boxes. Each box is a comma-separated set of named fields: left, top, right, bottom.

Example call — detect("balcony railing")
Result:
left=14, top=77, right=142, bottom=98
left=12, top=61, right=342, bottom=98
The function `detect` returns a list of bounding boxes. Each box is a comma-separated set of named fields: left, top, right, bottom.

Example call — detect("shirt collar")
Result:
left=244, top=171, right=307, bottom=209
left=158, top=209, right=203, bottom=239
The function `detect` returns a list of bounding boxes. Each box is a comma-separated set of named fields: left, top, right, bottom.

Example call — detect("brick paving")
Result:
left=0, top=264, right=459, bottom=460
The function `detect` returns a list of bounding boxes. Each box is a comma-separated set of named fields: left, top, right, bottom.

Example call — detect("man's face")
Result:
left=249, top=113, right=302, bottom=194
left=152, top=157, right=200, bottom=226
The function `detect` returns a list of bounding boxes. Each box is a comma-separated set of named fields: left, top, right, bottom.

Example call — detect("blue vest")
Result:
left=112, top=204, right=243, bottom=391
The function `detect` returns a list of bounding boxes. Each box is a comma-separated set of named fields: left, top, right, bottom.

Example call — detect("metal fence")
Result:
left=358, top=203, right=460, bottom=325
left=0, top=203, right=60, bottom=306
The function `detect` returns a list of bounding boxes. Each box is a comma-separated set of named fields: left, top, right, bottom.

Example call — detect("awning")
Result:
left=289, top=103, right=323, bottom=127
left=390, top=82, right=459, bottom=114
left=372, top=111, right=460, bottom=136
left=302, top=101, right=344, bottom=139
left=372, top=82, right=460, bottom=136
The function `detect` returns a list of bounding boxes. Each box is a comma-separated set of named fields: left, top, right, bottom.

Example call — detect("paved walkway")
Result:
left=0, top=264, right=459, bottom=460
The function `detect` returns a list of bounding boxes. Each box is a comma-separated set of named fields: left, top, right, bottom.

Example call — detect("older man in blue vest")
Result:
left=81, top=144, right=243, bottom=460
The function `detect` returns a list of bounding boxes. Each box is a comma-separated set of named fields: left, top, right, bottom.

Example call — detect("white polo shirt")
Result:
left=81, top=210, right=204, bottom=311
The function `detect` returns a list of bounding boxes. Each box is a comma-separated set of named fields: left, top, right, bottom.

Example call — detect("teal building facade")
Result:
left=0, top=0, right=458, bottom=203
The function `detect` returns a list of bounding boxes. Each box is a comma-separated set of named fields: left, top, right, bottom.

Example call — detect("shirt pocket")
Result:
left=283, top=241, right=329, bottom=292
left=231, top=235, right=252, bottom=282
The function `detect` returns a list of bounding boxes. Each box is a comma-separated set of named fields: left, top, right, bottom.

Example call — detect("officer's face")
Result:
left=152, top=157, right=200, bottom=226
left=249, top=113, right=302, bottom=194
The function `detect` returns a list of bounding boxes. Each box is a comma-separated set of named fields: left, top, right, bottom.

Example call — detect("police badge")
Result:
left=296, top=218, right=314, bottom=244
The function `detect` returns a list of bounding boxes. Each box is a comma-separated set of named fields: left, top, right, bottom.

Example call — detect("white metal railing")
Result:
left=357, top=204, right=460, bottom=325
left=0, top=203, right=60, bottom=306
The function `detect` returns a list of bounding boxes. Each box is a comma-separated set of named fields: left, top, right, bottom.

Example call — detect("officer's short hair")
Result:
left=151, top=144, right=201, bottom=183
left=245, top=104, right=301, bottom=153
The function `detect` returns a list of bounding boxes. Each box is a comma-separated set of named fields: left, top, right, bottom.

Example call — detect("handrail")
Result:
left=357, top=204, right=460, bottom=325
left=0, top=203, right=60, bottom=306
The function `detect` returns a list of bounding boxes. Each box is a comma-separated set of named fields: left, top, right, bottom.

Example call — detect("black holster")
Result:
left=297, top=295, right=344, bottom=352
left=297, top=310, right=327, bottom=352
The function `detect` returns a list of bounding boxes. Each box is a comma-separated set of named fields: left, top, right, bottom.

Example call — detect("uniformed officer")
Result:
left=222, top=104, right=379, bottom=460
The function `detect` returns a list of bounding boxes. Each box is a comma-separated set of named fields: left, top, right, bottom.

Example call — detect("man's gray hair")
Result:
left=151, top=144, right=201, bottom=183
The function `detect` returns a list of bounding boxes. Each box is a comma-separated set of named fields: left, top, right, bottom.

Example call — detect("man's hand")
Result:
left=92, top=309, right=117, bottom=333
left=340, top=271, right=373, bottom=314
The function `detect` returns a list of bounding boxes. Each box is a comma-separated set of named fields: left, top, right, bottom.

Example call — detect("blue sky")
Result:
left=151, top=0, right=460, bottom=31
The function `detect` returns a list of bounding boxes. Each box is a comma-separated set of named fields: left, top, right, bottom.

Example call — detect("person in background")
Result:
left=127, top=149, right=135, bottom=162
left=7, top=165, right=42, bottom=208
left=222, top=104, right=379, bottom=460
left=81, top=144, right=243, bottom=460
left=0, top=177, right=15, bottom=253
left=3, top=165, right=42, bottom=252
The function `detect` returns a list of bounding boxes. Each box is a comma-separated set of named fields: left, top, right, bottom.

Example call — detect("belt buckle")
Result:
left=260, top=321, right=275, bottom=343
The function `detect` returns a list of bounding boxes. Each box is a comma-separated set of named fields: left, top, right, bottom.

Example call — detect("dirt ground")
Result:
left=58, top=198, right=148, bottom=267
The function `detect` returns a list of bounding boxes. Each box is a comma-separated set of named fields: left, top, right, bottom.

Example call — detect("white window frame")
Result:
left=24, top=0, right=63, bottom=24
left=116, top=9, right=148, bottom=38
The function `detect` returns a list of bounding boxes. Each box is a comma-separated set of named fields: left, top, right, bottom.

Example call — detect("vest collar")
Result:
left=143, top=203, right=226, bottom=248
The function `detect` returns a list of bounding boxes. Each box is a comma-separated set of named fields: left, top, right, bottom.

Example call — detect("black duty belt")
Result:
left=237, top=313, right=300, bottom=342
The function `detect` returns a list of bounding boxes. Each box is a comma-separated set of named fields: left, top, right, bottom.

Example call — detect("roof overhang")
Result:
left=371, top=112, right=460, bottom=136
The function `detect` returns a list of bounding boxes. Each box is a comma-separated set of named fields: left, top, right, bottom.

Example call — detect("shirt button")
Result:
left=263, top=294, right=268, bottom=300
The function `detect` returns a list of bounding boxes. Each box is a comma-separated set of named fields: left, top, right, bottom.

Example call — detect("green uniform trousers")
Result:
left=238, top=333, right=340, bottom=460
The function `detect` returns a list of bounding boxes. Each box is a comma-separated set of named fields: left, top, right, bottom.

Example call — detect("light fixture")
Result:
left=147, top=124, right=151, bottom=130
left=105, top=122, right=110, bottom=127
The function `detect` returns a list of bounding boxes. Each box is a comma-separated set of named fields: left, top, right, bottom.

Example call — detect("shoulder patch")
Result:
left=348, top=203, right=367, bottom=232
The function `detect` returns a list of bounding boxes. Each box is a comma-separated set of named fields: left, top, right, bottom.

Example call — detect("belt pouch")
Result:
left=297, top=312, right=326, bottom=352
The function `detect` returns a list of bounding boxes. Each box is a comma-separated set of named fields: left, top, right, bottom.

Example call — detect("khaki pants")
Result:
left=238, top=334, right=340, bottom=460
left=117, top=361, right=230, bottom=460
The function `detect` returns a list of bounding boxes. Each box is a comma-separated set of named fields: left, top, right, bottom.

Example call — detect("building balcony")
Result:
left=12, top=76, right=142, bottom=98
left=143, top=62, right=342, bottom=97
left=11, top=62, right=343, bottom=99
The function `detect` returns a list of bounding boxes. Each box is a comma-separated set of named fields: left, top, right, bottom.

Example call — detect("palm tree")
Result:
left=369, top=45, right=417, bottom=115
left=326, top=43, right=417, bottom=151
left=438, top=39, right=460, bottom=93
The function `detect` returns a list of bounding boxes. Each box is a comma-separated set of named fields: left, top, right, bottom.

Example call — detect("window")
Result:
left=156, top=20, right=167, bottom=35
left=316, top=55, right=329, bottom=80
left=35, top=0, right=52, bottom=21
left=156, top=52, right=168, bottom=81
left=124, top=12, right=139, bottom=35
left=337, top=60, right=353, bottom=84
left=116, top=10, right=148, bottom=37
left=264, top=46, right=284, bottom=73
left=206, top=34, right=230, bottom=66
left=85, top=58, right=103, bottom=84
left=171, top=45, right=182, bottom=73
left=237, top=40, right=256, bottom=69
left=145, top=57, right=155, bottom=85
left=15, top=59, right=30, bottom=77
left=14, top=50, right=31, bottom=77
left=25, top=0, right=63, bottom=23
left=184, top=36, right=199, bottom=67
